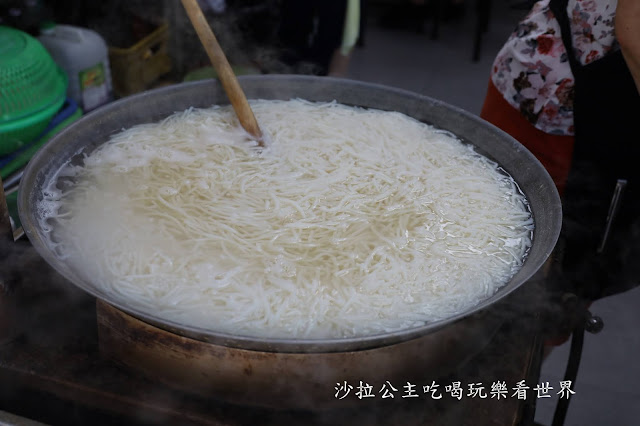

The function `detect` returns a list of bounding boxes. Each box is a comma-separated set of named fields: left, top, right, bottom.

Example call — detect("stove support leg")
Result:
left=0, top=176, right=13, bottom=243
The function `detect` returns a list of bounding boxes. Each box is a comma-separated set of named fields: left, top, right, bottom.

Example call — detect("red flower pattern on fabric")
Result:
left=585, top=50, right=599, bottom=63
left=491, top=0, right=618, bottom=136
left=537, top=35, right=555, bottom=54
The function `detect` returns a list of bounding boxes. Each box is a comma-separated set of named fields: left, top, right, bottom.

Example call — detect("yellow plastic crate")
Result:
left=109, top=22, right=172, bottom=97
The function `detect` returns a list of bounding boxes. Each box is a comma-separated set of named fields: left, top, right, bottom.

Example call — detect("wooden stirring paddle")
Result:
left=181, top=0, right=264, bottom=146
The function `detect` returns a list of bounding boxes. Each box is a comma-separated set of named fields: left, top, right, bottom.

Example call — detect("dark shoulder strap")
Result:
left=548, top=0, right=581, bottom=71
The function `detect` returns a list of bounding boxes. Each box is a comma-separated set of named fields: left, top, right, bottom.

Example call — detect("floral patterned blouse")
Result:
left=491, top=0, right=618, bottom=136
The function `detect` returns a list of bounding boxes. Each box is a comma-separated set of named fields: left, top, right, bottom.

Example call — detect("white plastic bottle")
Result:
left=38, top=23, right=113, bottom=112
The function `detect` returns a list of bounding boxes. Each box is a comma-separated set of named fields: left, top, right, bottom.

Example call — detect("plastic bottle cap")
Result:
left=40, top=21, right=56, bottom=34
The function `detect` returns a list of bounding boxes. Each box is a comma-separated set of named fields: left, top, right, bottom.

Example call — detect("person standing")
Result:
left=481, top=0, right=640, bottom=303
left=278, top=0, right=360, bottom=76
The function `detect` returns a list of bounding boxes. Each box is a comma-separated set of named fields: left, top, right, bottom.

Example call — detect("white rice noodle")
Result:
left=41, top=99, right=534, bottom=339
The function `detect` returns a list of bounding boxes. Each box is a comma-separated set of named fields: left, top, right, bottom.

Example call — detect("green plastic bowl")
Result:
left=0, top=26, right=67, bottom=155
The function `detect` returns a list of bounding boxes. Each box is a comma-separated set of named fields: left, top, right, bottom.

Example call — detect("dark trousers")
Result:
left=279, top=0, right=348, bottom=75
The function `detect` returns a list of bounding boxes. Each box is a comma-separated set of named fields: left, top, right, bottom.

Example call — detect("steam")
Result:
left=0, top=238, right=92, bottom=345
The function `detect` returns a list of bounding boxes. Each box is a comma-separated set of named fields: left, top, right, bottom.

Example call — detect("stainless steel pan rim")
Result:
left=18, top=75, right=562, bottom=353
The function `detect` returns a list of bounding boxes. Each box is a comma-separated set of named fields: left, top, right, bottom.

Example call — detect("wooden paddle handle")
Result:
left=181, top=0, right=263, bottom=145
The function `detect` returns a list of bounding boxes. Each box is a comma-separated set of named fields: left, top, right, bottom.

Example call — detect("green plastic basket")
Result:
left=0, top=26, right=67, bottom=155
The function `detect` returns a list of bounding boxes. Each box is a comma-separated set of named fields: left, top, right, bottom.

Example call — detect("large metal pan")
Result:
left=17, top=76, right=561, bottom=407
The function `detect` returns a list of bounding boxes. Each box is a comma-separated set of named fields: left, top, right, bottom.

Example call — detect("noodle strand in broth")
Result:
left=41, top=100, right=533, bottom=339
